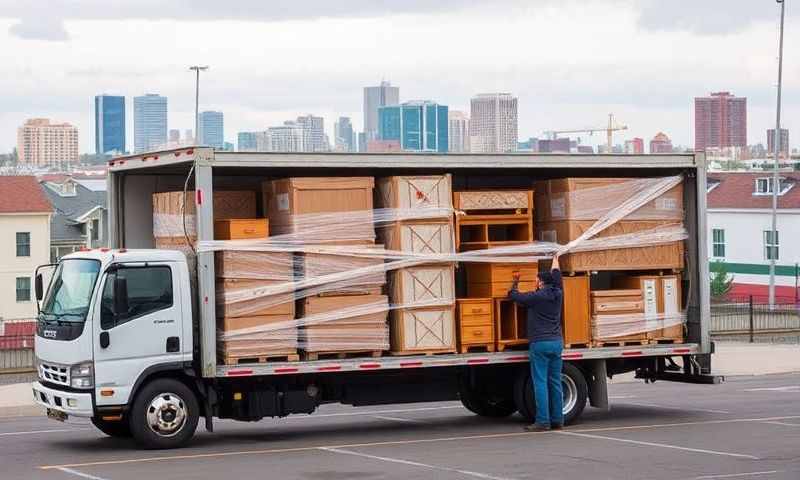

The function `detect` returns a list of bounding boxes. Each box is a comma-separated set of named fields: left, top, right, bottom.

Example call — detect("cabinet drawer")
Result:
left=468, top=281, right=536, bottom=298
left=459, top=313, right=493, bottom=326
left=457, top=300, right=492, bottom=316
left=214, top=218, right=269, bottom=240
left=460, top=324, right=494, bottom=343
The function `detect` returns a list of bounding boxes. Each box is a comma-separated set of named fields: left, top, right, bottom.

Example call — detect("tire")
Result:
left=514, top=362, right=588, bottom=426
left=91, top=417, right=132, bottom=438
left=459, top=388, right=517, bottom=418
left=129, top=378, right=199, bottom=449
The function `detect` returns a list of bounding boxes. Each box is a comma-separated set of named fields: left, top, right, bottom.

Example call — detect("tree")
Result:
left=710, top=260, right=734, bottom=300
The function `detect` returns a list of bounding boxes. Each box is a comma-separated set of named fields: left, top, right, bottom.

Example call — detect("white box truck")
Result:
left=31, top=147, right=719, bottom=449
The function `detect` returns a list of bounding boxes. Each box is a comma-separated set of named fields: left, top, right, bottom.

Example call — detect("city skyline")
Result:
left=0, top=2, right=798, bottom=154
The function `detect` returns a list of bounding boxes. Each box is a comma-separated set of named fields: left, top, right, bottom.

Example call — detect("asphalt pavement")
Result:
left=1, top=373, right=798, bottom=480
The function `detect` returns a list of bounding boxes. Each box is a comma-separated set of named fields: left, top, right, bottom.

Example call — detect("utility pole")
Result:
left=768, top=1, right=785, bottom=306
left=189, top=66, right=209, bottom=145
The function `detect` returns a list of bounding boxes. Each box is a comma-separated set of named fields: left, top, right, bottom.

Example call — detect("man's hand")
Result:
left=511, top=271, right=521, bottom=282
left=551, top=253, right=560, bottom=271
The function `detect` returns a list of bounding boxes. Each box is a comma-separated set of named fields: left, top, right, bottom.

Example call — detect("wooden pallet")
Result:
left=592, top=339, right=649, bottom=348
left=496, top=340, right=528, bottom=352
left=302, top=350, right=383, bottom=361
left=564, top=342, right=590, bottom=349
left=387, top=348, right=458, bottom=357
left=648, top=337, right=684, bottom=345
left=220, top=352, right=300, bottom=365
left=458, top=344, right=495, bottom=354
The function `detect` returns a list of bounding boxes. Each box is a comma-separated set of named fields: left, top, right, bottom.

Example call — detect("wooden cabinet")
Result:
left=454, top=190, right=534, bottom=251
left=465, top=263, right=538, bottom=298
left=590, top=289, right=648, bottom=345
left=562, top=275, right=591, bottom=347
left=456, top=299, right=495, bottom=353
left=214, top=218, right=268, bottom=240
left=614, top=274, right=684, bottom=343
left=494, top=298, right=528, bottom=351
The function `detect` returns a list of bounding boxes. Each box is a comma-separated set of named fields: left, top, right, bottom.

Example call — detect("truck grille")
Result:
left=39, top=362, right=69, bottom=387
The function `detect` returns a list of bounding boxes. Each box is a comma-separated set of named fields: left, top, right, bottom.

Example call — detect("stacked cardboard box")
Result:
left=264, top=177, right=389, bottom=357
left=376, top=175, right=457, bottom=355
left=534, top=178, right=684, bottom=272
left=613, top=274, right=684, bottom=343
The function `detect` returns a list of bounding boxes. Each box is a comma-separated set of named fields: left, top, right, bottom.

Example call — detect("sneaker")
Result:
left=550, top=423, right=563, bottom=430
left=524, top=423, right=551, bottom=432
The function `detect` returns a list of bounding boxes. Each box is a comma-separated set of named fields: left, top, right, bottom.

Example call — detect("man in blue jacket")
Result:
left=509, top=255, right=564, bottom=432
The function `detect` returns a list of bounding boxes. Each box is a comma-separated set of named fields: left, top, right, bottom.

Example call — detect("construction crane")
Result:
left=544, top=114, right=628, bottom=153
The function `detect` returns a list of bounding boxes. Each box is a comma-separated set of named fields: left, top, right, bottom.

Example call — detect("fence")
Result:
left=711, top=297, right=800, bottom=342
left=0, top=321, right=36, bottom=373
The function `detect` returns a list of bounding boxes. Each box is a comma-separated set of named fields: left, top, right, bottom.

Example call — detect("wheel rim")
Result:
left=145, top=392, right=187, bottom=437
left=562, top=374, right=578, bottom=415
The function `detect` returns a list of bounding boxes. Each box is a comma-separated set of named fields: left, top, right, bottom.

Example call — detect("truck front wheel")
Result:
left=91, top=417, right=131, bottom=437
left=129, top=378, right=199, bottom=449
left=514, top=362, right=588, bottom=426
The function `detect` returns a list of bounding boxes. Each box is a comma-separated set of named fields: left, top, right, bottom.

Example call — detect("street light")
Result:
left=189, top=65, right=209, bottom=145
left=768, top=1, right=785, bottom=306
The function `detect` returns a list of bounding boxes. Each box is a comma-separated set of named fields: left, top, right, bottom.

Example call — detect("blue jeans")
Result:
left=530, top=340, right=564, bottom=426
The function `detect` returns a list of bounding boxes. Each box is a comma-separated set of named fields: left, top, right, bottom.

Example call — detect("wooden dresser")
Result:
left=456, top=299, right=495, bottom=353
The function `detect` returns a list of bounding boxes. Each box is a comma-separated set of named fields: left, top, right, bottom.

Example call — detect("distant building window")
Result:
left=763, top=230, right=779, bottom=260
left=755, top=177, right=793, bottom=195
left=16, top=232, right=30, bottom=257
left=712, top=229, right=725, bottom=258
left=16, top=277, right=31, bottom=302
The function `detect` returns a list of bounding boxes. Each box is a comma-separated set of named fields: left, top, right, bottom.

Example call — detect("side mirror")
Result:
left=113, top=275, right=129, bottom=317
left=35, top=273, right=44, bottom=302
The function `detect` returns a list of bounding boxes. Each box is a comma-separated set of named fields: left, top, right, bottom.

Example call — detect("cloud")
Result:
left=8, top=17, right=69, bottom=41
left=636, top=0, right=792, bottom=35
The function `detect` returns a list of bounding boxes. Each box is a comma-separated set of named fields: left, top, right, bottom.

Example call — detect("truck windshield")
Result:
left=40, top=259, right=101, bottom=324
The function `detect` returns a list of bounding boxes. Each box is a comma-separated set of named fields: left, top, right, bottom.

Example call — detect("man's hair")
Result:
left=538, top=270, right=554, bottom=285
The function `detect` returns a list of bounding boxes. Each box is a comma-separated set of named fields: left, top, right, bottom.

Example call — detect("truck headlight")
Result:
left=70, top=362, right=93, bottom=389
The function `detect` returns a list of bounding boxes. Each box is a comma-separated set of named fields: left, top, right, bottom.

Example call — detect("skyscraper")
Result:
left=767, top=128, right=789, bottom=156
left=296, top=114, right=328, bottom=152
left=334, top=117, right=355, bottom=152
left=694, top=92, right=747, bottom=152
left=363, top=81, right=399, bottom=142
left=198, top=111, right=224, bottom=149
left=469, top=93, right=518, bottom=153
left=185, top=129, right=194, bottom=144
left=624, top=138, right=644, bottom=154
left=650, top=132, right=673, bottom=153
left=133, top=94, right=167, bottom=153
left=169, top=129, right=181, bottom=143
left=237, top=132, right=259, bottom=152
left=94, top=94, right=125, bottom=154
left=448, top=111, right=470, bottom=153
left=267, top=123, right=305, bottom=152
left=17, top=118, right=79, bottom=168
left=378, top=101, right=448, bottom=153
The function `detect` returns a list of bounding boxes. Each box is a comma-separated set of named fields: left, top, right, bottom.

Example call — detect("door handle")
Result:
left=99, top=331, right=110, bottom=349
left=166, top=336, right=180, bottom=353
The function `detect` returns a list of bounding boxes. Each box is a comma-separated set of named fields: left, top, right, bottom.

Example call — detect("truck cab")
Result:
left=32, top=249, right=196, bottom=444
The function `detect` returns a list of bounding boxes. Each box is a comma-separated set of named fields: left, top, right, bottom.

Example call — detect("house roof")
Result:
left=40, top=179, right=106, bottom=242
left=0, top=176, right=52, bottom=214
left=707, top=172, right=800, bottom=209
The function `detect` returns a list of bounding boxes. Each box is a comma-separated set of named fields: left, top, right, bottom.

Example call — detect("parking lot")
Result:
left=1, top=373, right=798, bottom=480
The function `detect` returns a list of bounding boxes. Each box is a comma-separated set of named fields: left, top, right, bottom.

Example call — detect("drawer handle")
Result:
left=244, top=228, right=256, bottom=233
left=471, top=308, right=483, bottom=313
left=473, top=330, right=483, bottom=336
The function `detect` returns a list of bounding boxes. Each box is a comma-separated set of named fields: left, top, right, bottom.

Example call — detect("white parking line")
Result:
left=55, top=467, right=110, bottom=480
left=371, top=415, right=427, bottom=424
left=620, top=402, right=730, bottom=414
left=762, top=421, right=800, bottom=427
left=694, top=471, right=780, bottom=479
left=557, top=431, right=758, bottom=459
left=743, top=386, right=799, bottom=393
left=0, top=427, right=89, bottom=437
left=319, top=446, right=515, bottom=480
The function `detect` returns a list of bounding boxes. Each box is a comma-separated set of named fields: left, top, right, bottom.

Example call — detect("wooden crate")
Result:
left=263, top=177, right=375, bottom=240
left=215, top=251, right=294, bottom=280
left=537, top=220, right=685, bottom=272
left=562, top=275, right=591, bottom=347
left=614, top=274, right=684, bottom=343
left=299, top=294, right=389, bottom=353
left=456, top=298, right=495, bottom=353
left=465, top=263, right=537, bottom=299
left=217, top=314, right=295, bottom=332
left=377, top=219, right=455, bottom=254
left=153, top=190, right=257, bottom=238
left=534, top=178, right=683, bottom=223
left=376, top=175, right=453, bottom=213
left=494, top=298, right=528, bottom=351
left=389, top=264, right=455, bottom=306
left=299, top=248, right=386, bottom=295
left=215, top=278, right=295, bottom=318
left=213, top=218, right=268, bottom=240
left=389, top=306, right=456, bottom=354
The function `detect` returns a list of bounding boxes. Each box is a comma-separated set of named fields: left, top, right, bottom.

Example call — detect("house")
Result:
left=39, top=175, right=108, bottom=261
left=0, top=176, right=52, bottom=322
left=707, top=171, right=800, bottom=301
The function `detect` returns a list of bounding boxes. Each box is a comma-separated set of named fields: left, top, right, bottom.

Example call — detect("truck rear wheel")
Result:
left=129, top=378, right=199, bottom=449
left=91, top=417, right=131, bottom=437
left=514, top=362, right=588, bottom=426
left=459, top=389, right=517, bottom=418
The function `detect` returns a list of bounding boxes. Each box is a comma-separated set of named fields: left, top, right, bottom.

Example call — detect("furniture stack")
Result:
left=590, top=289, right=647, bottom=346
left=613, top=274, right=684, bottom=344
left=264, top=177, right=390, bottom=359
left=376, top=175, right=457, bottom=355
left=454, top=190, right=537, bottom=352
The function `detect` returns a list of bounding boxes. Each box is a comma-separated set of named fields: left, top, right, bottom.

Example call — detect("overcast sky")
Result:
left=0, top=0, right=797, bottom=153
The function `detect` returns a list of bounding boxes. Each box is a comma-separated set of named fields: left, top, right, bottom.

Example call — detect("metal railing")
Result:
left=711, top=297, right=800, bottom=342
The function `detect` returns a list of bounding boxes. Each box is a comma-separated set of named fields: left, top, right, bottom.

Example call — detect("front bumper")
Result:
left=32, top=381, right=94, bottom=418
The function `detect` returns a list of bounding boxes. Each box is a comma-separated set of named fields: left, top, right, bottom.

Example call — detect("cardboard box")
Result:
left=299, top=248, right=386, bottom=295
left=152, top=190, right=257, bottom=238
left=215, top=251, right=294, bottom=280
left=613, top=274, right=684, bottom=342
left=377, top=219, right=455, bottom=254
left=215, top=278, right=295, bottom=318
left=376, top=175, right=453, bottom=214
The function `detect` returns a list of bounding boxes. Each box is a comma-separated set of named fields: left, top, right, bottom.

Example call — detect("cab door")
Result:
left=92, top=262, right=184, bottom=407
